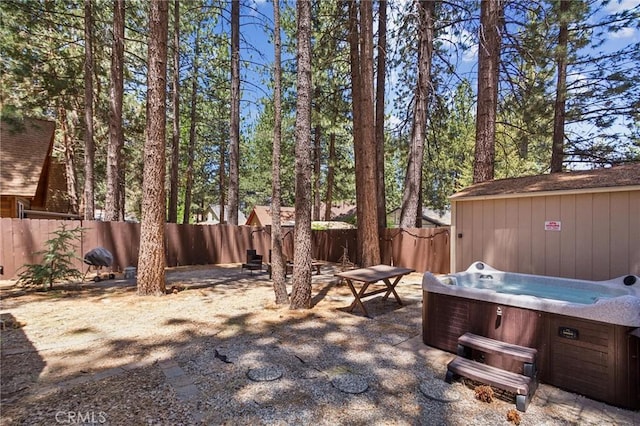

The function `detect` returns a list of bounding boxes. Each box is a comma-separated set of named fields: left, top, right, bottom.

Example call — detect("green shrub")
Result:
left=16, top=224, right=85, bottom=290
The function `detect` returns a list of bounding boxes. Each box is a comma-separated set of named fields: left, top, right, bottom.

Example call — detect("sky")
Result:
left=233, top=0, right=640, bottom=138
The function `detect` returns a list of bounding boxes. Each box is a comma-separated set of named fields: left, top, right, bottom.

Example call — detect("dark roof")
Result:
left=422, top=208, right=451, bottom=226
left=451, top=163, right=640, bottom=200
left=0, top=117, right=56, bottom=198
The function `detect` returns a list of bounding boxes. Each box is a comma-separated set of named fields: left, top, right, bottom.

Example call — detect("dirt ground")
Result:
left=1, top=264, right=638, bottom=425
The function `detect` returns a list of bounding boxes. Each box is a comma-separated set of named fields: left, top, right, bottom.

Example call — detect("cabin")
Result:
left=319, top=201, right=357, bottom=222
left=449, top=163, right=640, bottom=279
left=0, top=117, right=77, bottom=219
left=386, top=207, right=451, bottom=228
left=199, top=204, right=247, bottom=224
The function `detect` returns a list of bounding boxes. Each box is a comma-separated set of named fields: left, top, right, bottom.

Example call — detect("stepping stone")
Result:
left=332, top=373, right=368, bottom=394
left=247, top=366, right=284, bottom=382
left=419, top=381, right=460, bottom=403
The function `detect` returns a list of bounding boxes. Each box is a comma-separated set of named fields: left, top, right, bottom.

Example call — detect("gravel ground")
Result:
left=1, top=264, right=638, bottom=425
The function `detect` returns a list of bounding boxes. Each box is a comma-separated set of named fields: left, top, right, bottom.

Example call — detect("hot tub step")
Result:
left=457, top=332, right=537, bottom=378
left=445, top=356, right=536, bottom=412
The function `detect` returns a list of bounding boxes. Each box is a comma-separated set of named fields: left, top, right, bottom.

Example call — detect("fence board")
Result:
left=106, top=222, right=129, bottom=272
left=81, top=221, right=100, bottom=272
left=82, top=221, right=101, bottom=259
left=282, top=227, right=295, bottom=261
left=1, top=218, right=16, bottom=277
left=14, top=219, right=36, bottom=266
left=216, top=225, right=239, bottom=263
left=313, top=229, right=357, bottom=264
left=380, top=229, right=400, bottom=266
left=165, top=223, right=179, bottom=266
left=387, top=227, right=450, bottom=273
left=129, top=223, right=141, bottom=268
left=201, top=225, right=217, bottom=264
left=250, top=228, right=271, bottom=262
left=210, top=225, right=222, bottom=264
left=99, top=222, right=118, bottom=271
left=63, top=221, right=86, bottom=273
left=192, top=225, right=208, bottom=265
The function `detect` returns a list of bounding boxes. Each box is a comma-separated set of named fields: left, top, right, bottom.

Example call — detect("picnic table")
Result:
left=334, top=264, right=415, bottom=317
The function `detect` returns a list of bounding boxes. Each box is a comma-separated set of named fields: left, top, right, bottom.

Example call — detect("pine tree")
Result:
left=168, top=0, right=180, bottom=223
left=399, top=0, right=436, bottom=228
left=228, top=0, right=241, bottom=225
left=290, top=0, right=313, bottom=310
left=105, top=0, right=125, bottom=221
left=473, top=0, right=502, bottom=183
left=271, top=0, right=288, bottom=305
left=83, top=0, right=95, bottom=220
left=137, top=0, right=168, bottom=296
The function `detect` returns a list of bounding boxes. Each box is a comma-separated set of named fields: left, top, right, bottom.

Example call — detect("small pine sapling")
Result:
left=16, top=224, right=85, bottom=290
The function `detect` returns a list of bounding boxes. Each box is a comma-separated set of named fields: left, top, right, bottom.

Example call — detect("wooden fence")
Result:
left=0, top=218, right=450, bottom=279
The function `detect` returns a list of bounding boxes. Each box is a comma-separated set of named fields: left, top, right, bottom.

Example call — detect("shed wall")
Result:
left=452, top=190, right=640, bottom=279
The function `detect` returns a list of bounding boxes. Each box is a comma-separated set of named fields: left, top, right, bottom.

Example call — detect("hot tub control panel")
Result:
left=558, top=327, right=579, bottom=340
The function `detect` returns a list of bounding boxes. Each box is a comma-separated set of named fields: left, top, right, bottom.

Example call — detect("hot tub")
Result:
left=422, top=262, right=640, bottom=410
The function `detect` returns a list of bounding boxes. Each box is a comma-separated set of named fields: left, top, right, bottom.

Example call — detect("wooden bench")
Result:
left=268, top=261, right=323, bottom=279
left=446, top=357, right=535, bottom=412
left=286, top=261, right=323, bottom=277
left=457, top=332, right=537, bottom=378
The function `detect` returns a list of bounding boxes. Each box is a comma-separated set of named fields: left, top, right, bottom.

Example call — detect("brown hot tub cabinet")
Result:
left=423, top=292, right=640, bottom=410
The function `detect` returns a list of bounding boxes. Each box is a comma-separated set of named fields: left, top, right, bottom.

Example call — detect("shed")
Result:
left=449, top=163, right=640, bottom=280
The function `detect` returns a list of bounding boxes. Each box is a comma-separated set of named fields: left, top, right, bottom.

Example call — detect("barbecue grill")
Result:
left=83, top=247, right=116, bottom=282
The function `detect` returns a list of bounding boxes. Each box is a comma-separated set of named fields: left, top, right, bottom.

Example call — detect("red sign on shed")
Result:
left=544, top=220, right=562, bottom=231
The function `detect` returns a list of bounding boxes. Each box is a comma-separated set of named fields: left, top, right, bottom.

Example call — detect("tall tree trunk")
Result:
left=400, top=0, right=435, bottom=228
left=219, top=131, right=226, bottom=223
left=271, top=0, right=288, bottom=304
left=551, top=0, right=569, bottom=173
left=59, top=107, right=79, bottom=214
left=375, top=0, right=387, bottom=229
left=83, top=0, right=95, bottom=220
left=168, top=0, right=180, bottom=222
left=348, top=0, right=364, bottom=264
left=313, top=124, right=321, bottom=221
left=118, top=146, right=125, bottom=219
left=227, top=0, right=240, bottom=225
left=355, top=0, right=380, bottom=267
left=137, top=0, right=168, bottom=296
left=183, top=25, right=200, bottom=224
left=473, top=0, right=502, bottom=184
left=289, top=0, right=313, bottom=310
left=324, top=131, right=336, bottom=221
left=105, top=0, right=125, bottom=221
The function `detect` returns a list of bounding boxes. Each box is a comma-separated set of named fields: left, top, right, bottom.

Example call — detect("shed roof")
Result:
left=451, top=163, right=640, bottom=200
left=246, top=205, right=296, bottom=226
left=0, top=117, right=56, bottom=198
